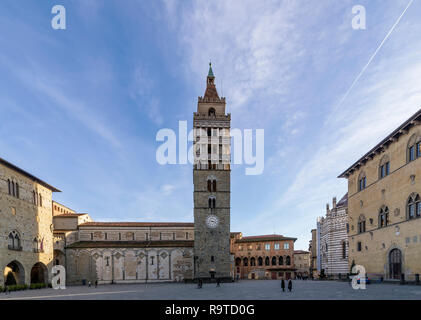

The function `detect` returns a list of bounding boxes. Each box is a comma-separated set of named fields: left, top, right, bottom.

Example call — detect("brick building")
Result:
left=231, top=233, right=296, bottom=280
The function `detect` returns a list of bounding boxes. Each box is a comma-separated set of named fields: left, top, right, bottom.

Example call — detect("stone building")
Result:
left=1, top=64, right=234, bottom=286
left=339, top=108, right=421, bottom=281
left=63, top=222, right=195, bottom=284
left=193, top=63, right=231, bottom=281
left=294, top=250, right=310, bottom=278
left=231, top=233, right=296, bottom=280
left=0, top=157, right=60, bottom=287
left=318, top=194, right=349, bottom=278
left=308, top=228, right=318, bottom=278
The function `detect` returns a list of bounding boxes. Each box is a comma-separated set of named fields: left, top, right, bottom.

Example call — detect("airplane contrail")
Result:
left=336, top=0, right=415, bottom=108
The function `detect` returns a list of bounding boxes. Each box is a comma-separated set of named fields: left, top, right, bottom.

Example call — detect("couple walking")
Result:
left=281, top=279, right=292, bottom=292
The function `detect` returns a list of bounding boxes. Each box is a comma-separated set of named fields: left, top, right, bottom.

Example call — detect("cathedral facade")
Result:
left=0, top=65, right=232, bottom=286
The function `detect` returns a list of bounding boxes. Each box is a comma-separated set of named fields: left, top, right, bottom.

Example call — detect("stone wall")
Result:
left=65, top=247, right=194, bottom=284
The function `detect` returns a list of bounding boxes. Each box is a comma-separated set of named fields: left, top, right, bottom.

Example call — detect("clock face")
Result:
left=206, top=215, right=219, bottom=229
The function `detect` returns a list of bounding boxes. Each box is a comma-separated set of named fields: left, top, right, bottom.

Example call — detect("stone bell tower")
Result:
left=193, top=63, right=231, bottom=281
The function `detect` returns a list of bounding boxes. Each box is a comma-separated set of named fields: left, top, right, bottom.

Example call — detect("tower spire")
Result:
left=208, top=62, right=215, bottom=78
left=204, top=62, right=219, bottom=99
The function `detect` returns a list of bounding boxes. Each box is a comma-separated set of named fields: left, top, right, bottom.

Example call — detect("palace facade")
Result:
left=339, top=108, right=421, bottom=281
left=231, top=233, right=296, bottom=280
left=294, top=250, right=310, bottom=278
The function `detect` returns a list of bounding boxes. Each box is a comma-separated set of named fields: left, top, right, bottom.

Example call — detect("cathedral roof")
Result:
left=79, top=222, right=194, bottom=228
left=336, top=193, right=348, bottom=207
left=67, top=240, right=194, bottom=248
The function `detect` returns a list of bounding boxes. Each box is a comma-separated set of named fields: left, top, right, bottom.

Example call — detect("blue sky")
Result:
left=1, top=0, right=421, bottom=250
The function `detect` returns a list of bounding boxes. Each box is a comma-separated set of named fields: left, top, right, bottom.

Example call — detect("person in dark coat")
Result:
left=216, top=278, right=221, bottom=287
left=288, top=279, right=292, bottom=292
left=281, top=279, right=285, bottom=292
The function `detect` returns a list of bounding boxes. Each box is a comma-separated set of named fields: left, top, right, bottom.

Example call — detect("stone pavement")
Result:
left=1, top=280, right=421, bottom=300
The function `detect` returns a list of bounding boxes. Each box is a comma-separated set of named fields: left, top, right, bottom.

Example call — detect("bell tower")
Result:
left=193, top=63, right=231, bottom=281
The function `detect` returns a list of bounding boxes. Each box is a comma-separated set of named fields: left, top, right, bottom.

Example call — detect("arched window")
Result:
left=235, top=258, right=241, bottom=266
left=265, top=257, right=270, bottom=266
left=250, top=257, right=256, bottom=266
left=33, top=191, right=37, bottom=205
left=243, top=257, right=248, bottom=267
left=379, top=206, right=389, bottom=227
left=7, top=179, right=11, bottom=195
left=407, top=193, right=421, bottom=220
left=271, top=257, right=277, bottom=266
left=208, top=196, right=216, bottom=209
left=213, top=180, right=217, bottom=192
left=207, top=128, right=211, bottom=137
left=358, top=171, right=367, bottom=191
left=8, top=231, right=21, bottom=251
left=208, top=108, right=216, bottom=116
left=286, top=256, right=291, bottom=266
left=258, top=257, right=263, bottom=266
left=39, top=194, right=42, bottom=207
left=407, top=133, right=421, bottom=163
left=279, top=256, right=284, bottom=265
left=11, top=181, right=15, bottom=197
left=207, top=180, right=212, bottom=192
left=379, top=155, right=390, bottom=179
left=16, top=183, right=19, bottom=199
left=358, top=215, right=366, bottom=233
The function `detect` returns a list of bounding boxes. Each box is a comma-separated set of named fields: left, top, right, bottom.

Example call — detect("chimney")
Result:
left=333, top=197, right=337, bottom=209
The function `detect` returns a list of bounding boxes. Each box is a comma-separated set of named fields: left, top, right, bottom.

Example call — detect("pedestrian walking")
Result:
left=281, top=279, right=285, bottom=292
left=288, top=279, right=292, bottom=292
left=88, top=281, right=91, bottom=287
left=95, top=280, right=98, bottom=288
left=216, top=278, right=220, bottom=287
left=4, top=286, right=9, bottom=295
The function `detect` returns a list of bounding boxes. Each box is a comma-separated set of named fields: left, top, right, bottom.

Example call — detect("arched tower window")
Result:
left=258, top=257, right=263, bottom=266
left=279, top=256, right=284, bottom=265
left=208, top=108, right=216, bottom=116
left=271, top=257, right=277, bottom=266
left=265, top=257, right=270, bottom=266
left=208, top=196, right=216, bottom=209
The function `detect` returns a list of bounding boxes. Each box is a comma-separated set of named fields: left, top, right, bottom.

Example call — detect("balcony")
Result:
left=8, top=245, right=22, bottom=251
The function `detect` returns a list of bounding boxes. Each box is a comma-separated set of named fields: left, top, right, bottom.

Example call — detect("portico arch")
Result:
left=4, top=260, right=25, bottom=285
left=30, top=262, right=48, bottom=284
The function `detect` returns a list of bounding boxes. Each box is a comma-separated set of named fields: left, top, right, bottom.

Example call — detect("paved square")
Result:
left=1, top=280, right=421, bottom=300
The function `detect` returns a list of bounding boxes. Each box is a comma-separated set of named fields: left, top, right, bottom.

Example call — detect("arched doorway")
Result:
left=389, top=249, right=402, bottom=280
left=4, top=260, right=25, bottom=285
left=30, top=262, right=48, bottom=284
